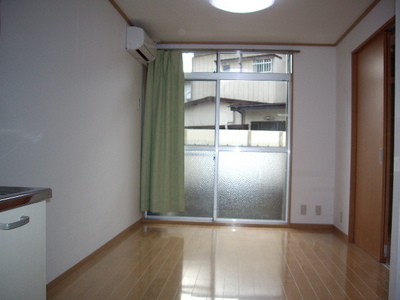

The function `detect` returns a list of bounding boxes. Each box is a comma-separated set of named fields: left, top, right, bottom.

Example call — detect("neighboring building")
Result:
left=184, top=52, right=289, bottom=147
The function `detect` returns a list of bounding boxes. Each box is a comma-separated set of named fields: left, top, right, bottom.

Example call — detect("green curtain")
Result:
left=140, top=50, right=185, bottom=213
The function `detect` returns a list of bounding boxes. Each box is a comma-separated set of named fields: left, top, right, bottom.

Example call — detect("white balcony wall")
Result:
left=185, top=129, right=286, bottom=148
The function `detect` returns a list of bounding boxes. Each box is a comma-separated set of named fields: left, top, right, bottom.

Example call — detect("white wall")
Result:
left=334, top=0, right=395, bottom=234
left=0, top=0, right=144, bottom=283
left=290, top=46, right=337, bottom=224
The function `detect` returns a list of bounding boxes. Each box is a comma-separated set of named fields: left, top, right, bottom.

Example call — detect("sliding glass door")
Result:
left=148, top=51, right=292, bottom=223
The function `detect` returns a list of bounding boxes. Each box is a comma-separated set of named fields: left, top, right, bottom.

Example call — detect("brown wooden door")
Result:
left=352, top=32, right=387, bottom=262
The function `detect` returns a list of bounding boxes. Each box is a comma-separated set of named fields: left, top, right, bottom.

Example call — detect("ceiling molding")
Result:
left=335, top=0, right=381, bottom=45
left=109, top=0, right=134, bottom=26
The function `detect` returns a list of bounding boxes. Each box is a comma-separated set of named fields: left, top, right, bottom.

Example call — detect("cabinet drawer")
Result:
left=0, top=201, right=46, bottom=300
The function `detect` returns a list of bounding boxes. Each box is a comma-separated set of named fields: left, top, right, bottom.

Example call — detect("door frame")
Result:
left=185, top=72, right=292, bottom=224
left=145, top=50, right=293, bottom=224
left=349, top=18, right=395, bottom=262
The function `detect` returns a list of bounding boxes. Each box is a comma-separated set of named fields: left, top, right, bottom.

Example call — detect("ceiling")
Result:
left=112, top=0, right=377, bottom=46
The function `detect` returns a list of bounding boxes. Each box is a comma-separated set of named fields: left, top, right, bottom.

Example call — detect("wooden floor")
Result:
left=47, top=224, right=389, bottom=300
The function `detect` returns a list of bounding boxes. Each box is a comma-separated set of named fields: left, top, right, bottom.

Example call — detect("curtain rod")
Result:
left=157, top=44, right=301, bottom=53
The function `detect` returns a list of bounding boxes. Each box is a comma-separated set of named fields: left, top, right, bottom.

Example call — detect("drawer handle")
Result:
left=0, top=216, right=30, bottom=230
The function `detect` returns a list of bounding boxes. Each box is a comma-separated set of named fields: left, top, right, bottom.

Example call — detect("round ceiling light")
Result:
left=209, top=0, right=275, bottom=13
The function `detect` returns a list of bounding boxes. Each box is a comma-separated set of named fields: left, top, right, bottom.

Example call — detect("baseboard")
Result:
left=46, top=219, right=142, bottom=292
left=142, top=218, right=291, bottom=228
left=143, top=219, right=336, bottom=230
left=289, top=223, right=334, bottom=230
left=333, top=225, right=349, bottom=242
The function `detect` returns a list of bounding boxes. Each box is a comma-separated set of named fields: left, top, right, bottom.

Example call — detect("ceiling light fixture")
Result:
left=209, top=0, right=275, bottom=14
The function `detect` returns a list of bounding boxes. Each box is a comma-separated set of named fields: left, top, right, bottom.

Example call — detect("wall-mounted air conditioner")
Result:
left=126, top=27, right=157, bottom=65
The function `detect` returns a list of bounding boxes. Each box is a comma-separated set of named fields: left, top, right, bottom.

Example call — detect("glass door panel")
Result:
left=185, top=81, right=216, bottom=146
left=182, top=80, right=217, bottom=217
left=183, top=151, right=215, bottom=218
left=219, top=80, right=288, bottom=148
left=148, top=151, right=215, bottom=219
left=217, top=152, right=287, bottom=221
left=217, top=79, right=288, bottom=221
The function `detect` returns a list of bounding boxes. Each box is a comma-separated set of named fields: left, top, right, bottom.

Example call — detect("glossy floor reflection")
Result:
left=47, top=225, right=389, bottom=300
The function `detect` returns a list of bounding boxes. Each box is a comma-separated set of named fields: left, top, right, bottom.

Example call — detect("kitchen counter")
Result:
left=0, top=186, right=52, bottom=212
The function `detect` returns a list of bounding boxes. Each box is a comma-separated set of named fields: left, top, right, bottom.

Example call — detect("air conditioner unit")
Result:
left=126, top=27, right=157, bottom=65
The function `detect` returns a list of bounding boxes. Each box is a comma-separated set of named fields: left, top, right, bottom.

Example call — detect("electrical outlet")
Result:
left=300, top=205, right=307, bottom=215
left=316, top=205, right=322, bottom=215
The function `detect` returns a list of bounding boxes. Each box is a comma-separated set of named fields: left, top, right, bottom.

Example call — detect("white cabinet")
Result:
left=0, top=201, right=46, bottom=300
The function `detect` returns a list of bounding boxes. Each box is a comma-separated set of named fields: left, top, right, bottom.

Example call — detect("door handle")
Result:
left=0, top=216, right=30, bottom=230
left=379, top=148, right=383, bottom=165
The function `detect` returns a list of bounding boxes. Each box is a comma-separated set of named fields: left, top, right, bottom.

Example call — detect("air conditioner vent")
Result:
left=126, top=27, right=157, bottom=65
